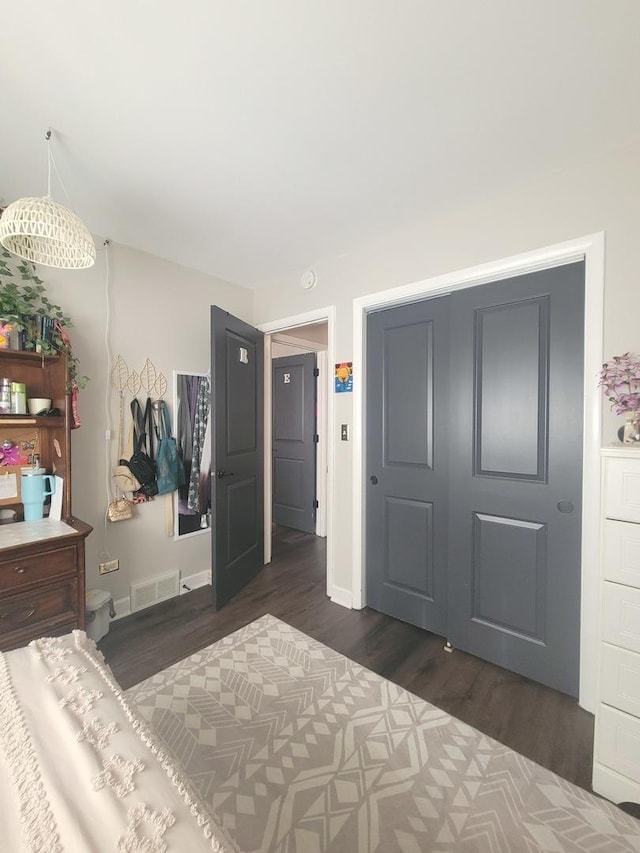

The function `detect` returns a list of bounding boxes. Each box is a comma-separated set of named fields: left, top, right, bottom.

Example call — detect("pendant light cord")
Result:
left=45, top=130, right=52, bottom=198
left=45, top=128, right=75, bottom=209
left=102, top=240, right=114, bottom=555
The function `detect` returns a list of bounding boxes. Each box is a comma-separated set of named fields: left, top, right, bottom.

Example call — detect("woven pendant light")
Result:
left=0, top=130, right=96, bottom=270
left=0, top=196, right=95, bottom=269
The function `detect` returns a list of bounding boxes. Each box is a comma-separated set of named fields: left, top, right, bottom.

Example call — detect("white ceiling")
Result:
left=1, top=1, right=639, bottom=287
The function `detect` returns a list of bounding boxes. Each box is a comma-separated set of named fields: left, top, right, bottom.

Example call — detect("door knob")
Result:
left=215, top=470, right=234, bottom=479
left=369, top=475, right=378, bottom=485
left=557, top=500, right=574, bottom=513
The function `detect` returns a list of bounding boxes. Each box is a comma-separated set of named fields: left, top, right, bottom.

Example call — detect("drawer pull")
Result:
left=14, top=566, right=26, bottom=574
left=0, top=603, right=38, bottom=622
left=21, top=603, right=38, bottom=621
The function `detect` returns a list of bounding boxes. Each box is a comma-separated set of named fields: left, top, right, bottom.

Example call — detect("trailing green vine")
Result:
left=0, top=249, right=89, bottom=390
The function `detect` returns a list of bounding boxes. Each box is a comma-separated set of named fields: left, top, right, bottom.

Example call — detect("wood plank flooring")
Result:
left=100, top=526, right=596, bottom=795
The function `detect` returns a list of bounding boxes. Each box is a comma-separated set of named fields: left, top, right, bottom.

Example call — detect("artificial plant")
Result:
left=0, top=248, right=89, bottom=390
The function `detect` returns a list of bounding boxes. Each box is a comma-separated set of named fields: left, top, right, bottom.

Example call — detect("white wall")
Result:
left=41, top=242, right=253, bottom=607
left=30, top=139, right=640, bottom=614
left=253, top=141, right=640, bottom=597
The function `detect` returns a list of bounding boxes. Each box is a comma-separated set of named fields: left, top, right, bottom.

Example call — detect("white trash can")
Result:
left=86, top=589, right=115, bottom=642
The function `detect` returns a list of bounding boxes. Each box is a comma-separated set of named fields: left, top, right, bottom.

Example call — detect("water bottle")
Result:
left=21, top=464, right=56, bottom=522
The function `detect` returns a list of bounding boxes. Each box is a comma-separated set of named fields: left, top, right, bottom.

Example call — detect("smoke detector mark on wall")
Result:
left=300, top=270, right=317, bottom=290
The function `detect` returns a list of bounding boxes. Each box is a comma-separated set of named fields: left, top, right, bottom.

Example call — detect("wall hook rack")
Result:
left=111, top=355, right=166, bottom=400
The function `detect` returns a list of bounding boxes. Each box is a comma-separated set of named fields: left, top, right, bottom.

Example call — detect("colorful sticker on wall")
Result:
left=335, top=362, right=353, bottom=393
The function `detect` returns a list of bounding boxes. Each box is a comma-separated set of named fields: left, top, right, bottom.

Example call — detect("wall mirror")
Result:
left=173, top=369, right=211, bottom=539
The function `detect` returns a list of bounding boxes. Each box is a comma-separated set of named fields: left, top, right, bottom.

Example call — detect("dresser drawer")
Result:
left=0, top=546, right=76, bottom=593
left=602, top=581, right=640, bottom=653
left=0, top=578, right=78, bottom=639
left=605, top=456, right=640, bottom=523
left=600, top=642, right=640, bottom=718
left=596, top=703, right=640, bottom=783
left=603, top=519, right=640, bottom=588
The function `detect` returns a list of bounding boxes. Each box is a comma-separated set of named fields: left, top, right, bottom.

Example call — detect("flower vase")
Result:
left=619, top=411, right=640, bottom=444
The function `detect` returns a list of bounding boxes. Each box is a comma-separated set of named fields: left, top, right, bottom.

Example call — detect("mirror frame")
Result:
left=172, top=369, right=211, bottom=540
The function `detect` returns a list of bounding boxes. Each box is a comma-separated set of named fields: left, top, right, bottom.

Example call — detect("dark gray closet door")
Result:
left=447, top=263, right=585, bottom=696
left=272, top=352, right=317, bottom=533
left=211, top=306, right=264, bottom=609
left=365, top=263, right=585, bottom=696
left=366, top=296, right=450, bottom=635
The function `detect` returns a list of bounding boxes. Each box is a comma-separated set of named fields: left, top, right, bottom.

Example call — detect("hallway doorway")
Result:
left=260, top=309, right=335, bottom=598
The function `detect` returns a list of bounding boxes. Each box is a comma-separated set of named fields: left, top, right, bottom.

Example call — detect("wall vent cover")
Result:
left=130, top=570, right=180, bottom=613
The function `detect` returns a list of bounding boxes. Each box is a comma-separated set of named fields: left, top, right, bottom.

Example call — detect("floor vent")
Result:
left=130, top=570, right=180, bottom=613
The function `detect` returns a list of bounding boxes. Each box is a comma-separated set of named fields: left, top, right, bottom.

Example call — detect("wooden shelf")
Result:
left=0, top=415, right=65, bottom=427
left=0, top=349, right=61, bottom=365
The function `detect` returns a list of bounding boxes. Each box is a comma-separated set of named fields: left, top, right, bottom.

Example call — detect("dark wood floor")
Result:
left=101, top=526, right=595, bottom=794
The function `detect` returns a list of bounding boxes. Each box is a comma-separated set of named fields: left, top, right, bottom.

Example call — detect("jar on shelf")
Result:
left=0, top=378, right=11, bottom=415
left=10, top=382, right=26, bottom=415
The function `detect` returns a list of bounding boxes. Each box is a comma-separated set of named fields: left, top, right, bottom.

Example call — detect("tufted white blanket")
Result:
left=0, top=631, right=236, bottom=853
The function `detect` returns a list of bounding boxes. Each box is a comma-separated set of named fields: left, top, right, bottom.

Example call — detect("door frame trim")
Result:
left=352, top=233, right=604, bottom=712
left=259, top=306, right=336, bottom=600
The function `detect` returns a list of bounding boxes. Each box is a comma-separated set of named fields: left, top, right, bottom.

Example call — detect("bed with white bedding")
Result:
left=0, top=631, right=235, bottom=852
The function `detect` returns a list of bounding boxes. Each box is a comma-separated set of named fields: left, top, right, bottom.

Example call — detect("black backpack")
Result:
left=122, top=398, right=158, bottom=497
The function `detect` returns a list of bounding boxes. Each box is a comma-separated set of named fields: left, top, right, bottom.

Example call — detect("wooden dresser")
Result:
left=593, top=447, right=640, bottom=804
left=0, top=350, right=92, bottom=651
left=0, top=518, right=92, bottom=649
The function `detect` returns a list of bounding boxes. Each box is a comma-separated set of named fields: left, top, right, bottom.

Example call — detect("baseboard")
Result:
left=111, top=568, right=211, bottom=621
left=179, top=569, right=212, bottom=594
left=112, top=596, right=131, bottom=621
left=329, top=585, right=353, bottom=609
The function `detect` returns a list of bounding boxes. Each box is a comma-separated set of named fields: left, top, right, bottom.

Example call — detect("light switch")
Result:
left=341, top=424, right=349, bottom=441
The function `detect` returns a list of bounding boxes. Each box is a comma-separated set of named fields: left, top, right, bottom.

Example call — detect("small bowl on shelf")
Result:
left=27, top=398, right=52, bottom=415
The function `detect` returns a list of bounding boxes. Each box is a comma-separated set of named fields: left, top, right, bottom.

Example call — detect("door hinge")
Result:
left=313, top=433, right=319, bottom=443
left=313, top=368, right=320, bottom=377
left=313, top=499, right=319, bottom=509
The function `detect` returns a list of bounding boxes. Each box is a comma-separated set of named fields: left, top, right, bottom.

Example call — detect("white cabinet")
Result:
left=593, top=449, right=640, bottom=804
left=603, top=456, right=640, bottom=523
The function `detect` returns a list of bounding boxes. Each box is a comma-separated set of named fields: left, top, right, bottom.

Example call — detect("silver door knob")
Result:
left=557, top=500, right=574, bottom=513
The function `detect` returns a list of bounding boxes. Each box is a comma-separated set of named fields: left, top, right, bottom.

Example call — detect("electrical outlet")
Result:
left=99, top=558, right=119, bottom=574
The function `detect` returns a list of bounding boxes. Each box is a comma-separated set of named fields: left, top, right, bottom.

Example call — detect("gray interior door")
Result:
left=447, top=263, right=585, bottom=696
left=211, top=306, right=264, bottom=609
left=365, top=262, right=585, bottom=696
left=272, top=353, right=317, bottom=533
left=366, top=296, right=450, bottom=635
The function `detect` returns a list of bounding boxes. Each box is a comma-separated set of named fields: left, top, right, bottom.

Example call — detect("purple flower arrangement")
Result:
left=598, top=352, right=640, bottom=415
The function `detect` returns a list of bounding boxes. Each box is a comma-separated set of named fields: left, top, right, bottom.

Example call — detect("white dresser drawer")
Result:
left=600, top=642, right=640, bottom=718
left=595, top=703, right=640, bottom=783
left=602, top=581, right=640, bottom=653
left=605, top=456, right=640, bottom=523
left=603, top=519, right=640, bottom=588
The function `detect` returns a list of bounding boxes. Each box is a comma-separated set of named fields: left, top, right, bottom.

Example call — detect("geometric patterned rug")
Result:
left=126, top=615, right=640, bottom=852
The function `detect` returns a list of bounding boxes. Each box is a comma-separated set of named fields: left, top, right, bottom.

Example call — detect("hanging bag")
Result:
left=107, top=496, right=134, bottom=522
left=112, top=415, right=141, bottom=493
left=124, top=398, right=158, bottom=497
left=155, top=400, right=186, bottom=495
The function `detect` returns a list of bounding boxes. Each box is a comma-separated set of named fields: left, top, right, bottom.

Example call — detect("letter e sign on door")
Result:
left=283, top=373, right=291, bottom=384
